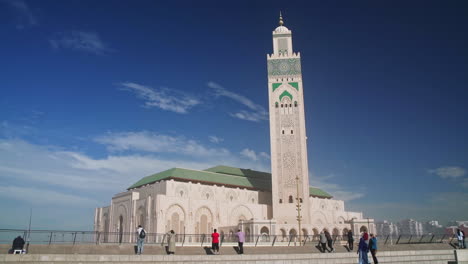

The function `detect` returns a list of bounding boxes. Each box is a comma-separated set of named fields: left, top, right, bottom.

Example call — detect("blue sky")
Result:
left=0, top=0, right=467, bottom=230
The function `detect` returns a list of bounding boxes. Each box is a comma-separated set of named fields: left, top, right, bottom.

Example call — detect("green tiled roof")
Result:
left=127, top=166, right=271, bottom=191
left=204, top=165, right=271, bottom=179
left=309, top=186, right=333, bottom=199
left=128, top=165, right=334, bottom=199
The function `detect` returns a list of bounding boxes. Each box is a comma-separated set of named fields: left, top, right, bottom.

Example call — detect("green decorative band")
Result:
left=272, top=83, right=282, bottom=91
left=288, top=82, right=299, bottom=91
left=279, top=90, right=293, bottom=101
left=267, top=58, right=301, bottom=76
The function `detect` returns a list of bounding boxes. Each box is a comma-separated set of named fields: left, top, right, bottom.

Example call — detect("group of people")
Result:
left=136, top=225, right=246, bottom=255
left=319, top=229, right=378, bottom=264
left=357, top=232, right=379, bottom=264
left=457, top=229, right=466, bottom=249
left=318, top=230, right=335, bottom=252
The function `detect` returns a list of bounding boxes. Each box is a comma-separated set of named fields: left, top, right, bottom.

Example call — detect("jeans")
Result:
left=137, top=238, right=144, bottom=254
left=359, top=250, right=369, bottom=264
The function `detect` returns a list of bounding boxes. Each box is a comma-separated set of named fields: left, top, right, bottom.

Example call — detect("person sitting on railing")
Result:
left=12, top=236, right=25, bottom=254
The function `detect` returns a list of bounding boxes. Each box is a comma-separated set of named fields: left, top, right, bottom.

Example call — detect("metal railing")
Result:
left=0, top=229, right=455, bottom=247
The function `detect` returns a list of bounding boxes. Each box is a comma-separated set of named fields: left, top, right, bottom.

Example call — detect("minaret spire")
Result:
left=279, top=11, right=284, bottom=26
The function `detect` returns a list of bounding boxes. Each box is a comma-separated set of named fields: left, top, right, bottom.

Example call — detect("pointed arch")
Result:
left=229, top=205, right=253, bottom=226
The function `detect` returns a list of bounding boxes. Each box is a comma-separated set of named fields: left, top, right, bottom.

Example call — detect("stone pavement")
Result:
left=0, top=241, right=456, bottom=255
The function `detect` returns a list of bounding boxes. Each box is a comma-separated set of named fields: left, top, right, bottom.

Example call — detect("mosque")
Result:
left=94, top=15, right=375, bottom=242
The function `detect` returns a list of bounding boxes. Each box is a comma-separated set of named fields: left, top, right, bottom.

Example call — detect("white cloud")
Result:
left=49, top=31, right=113, bottom=55
left=95, top=131, right=229, bottom=157
left=208, top=82, right=268, bottom=122
left=240, top=148, right=257, bottom=161
left=428, top=166, right=466, bottom=179
left=2, top=0, right=37, bottom=29
left=311, top=173, right=365, bottom=202
left=0, top=185, right=97, bottom=207
left=240, top=149, right=271, bottom=161
left=209, top=136, right=224, bottom=144
left=259, top=152, right=270, bottom=160
left=120, top=82, right=200, bottom=114
left=0, top=137, right=271, bottom=229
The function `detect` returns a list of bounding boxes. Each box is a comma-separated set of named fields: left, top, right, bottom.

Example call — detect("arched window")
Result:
left=291, top=130, right=294, bottom=134
left=279, top=199, right=282, bottom=203
left=294, top=101, right=297, bottom=107
left=289, top=195, right=293, bottom=203
left=299, top=198, right=303, bottom=203
left=275, top=102, right=279, bottom=108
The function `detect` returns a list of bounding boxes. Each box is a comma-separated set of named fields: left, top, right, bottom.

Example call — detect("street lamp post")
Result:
left=295, top=175, right=302, bottom=242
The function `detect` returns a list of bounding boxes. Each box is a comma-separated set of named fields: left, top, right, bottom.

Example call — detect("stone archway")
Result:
left=280, top=228, right=287, bottom=241
left=342, top=228, right=349, bottom=236
left=260, top=226, right=270, bottom=241
left=102, top=213, right=109, bottom=242
left=137, top=206, right=145, bottom=228
left=165, top=204, right=186, bottom=234
left=195, top=206, right=213, bottom=235
left=360, top=226, right=368, bottom=233
left=333, top=228, right=340, bottom=239
left=118, top=215, right=124, bottom=244
left=230, top=205, right=253, bottom=226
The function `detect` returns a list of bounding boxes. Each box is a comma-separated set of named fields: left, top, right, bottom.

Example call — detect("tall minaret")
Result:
left=267, top=13, right=310, bottom=226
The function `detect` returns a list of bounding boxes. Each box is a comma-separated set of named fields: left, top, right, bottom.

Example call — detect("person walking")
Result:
left=347, top=230, right=354, bottom=251
left=369, top=234, right=379, bottom=264
left=211, top=229, right=220, bottom=255
left=357, top=235, right=369, bottom=264
left=136, top=225, right=146, bottom=255
left=167, top=230, right=176, bottom=254
left=324, top=230, right=334, bottom=252
left=236, top=229, right=245, bottom=254
left=457, top=229, right=464, bottom=249
left=319, top=231, right=327, bottom=253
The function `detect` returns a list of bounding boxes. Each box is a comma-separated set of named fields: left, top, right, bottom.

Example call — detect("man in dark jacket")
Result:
left=324, top=230, right=334, bottom=252
left=347, top=230, right=354, bottom=250
left=12, top=236, right=25, bottom=252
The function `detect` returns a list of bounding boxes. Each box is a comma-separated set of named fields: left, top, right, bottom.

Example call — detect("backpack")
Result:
left=139, top=229, right=146, bottom=239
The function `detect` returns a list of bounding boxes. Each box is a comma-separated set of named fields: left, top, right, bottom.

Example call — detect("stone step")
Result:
left=0, top=250, right=457, bottom=264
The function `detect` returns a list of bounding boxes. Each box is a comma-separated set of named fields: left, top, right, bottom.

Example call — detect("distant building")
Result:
left=445, top=221, right=468, bottom=236
left=376, top=221, right=399, bottom=236
left=398, top=219, right=424, bottom=235
left=424, top=220, right=444, bottom=234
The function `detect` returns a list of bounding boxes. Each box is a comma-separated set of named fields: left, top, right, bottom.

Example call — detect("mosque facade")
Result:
left=94, top=15, right=375, bottom=241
